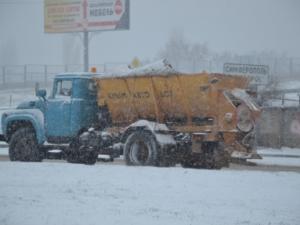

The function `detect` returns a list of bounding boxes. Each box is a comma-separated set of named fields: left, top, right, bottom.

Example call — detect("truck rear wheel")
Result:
left=124, top=131, right=158, bottom=166
left=9, top=128, right=42, bottom=162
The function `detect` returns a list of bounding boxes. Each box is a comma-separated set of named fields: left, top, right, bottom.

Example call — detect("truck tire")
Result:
left=124, top=131, right=158, bottom=166
left=9, top=127, right=42, bottom=162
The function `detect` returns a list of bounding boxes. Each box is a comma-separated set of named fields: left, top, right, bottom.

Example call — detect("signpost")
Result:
left=44, top=0, right=130, bottom=71
left=223, top=63, right=269, bottom=85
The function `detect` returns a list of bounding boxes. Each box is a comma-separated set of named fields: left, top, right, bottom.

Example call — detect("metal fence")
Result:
left=256, top=107, right=300, bottom=148
left=176, top=57, right=300, bottom=82
left=1, top=58, right=300, bottom=89
left=0, top=63, right=129, bottom=89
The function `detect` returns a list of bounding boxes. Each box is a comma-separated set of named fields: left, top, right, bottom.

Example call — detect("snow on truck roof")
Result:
left=55, top=73, right=102, bottom=79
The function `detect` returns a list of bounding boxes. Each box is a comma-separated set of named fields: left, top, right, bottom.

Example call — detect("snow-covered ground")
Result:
left=246, top=147, right=300, bottom=167
left=0, top=162, right=299, bottom=225
left=1, top=145, right=300, bottom=167
left=258, top=147, right=300, bottom=156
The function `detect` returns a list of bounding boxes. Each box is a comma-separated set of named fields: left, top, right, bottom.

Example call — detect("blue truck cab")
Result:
left=1, top=73, right=101, bottom=162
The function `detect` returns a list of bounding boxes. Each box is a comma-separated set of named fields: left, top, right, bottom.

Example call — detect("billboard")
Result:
left=44, top=0, right=130, bottom=33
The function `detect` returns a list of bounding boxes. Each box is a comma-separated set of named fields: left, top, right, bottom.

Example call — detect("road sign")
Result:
left=223, top=63, right=269, bottom=84
left=44, top=0, right=130, bottom=33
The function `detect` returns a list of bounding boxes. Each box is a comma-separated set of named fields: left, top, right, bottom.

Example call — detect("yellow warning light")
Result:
left=91, top=67, right=97, bottom=73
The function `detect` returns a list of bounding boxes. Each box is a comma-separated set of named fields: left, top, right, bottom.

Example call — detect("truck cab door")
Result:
left=45, top=79, right=72, bottom=140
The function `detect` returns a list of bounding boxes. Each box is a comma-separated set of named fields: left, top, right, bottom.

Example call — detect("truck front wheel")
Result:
left=124, top=131, right=158, bottom=166
left=9, top=128, right=42, bottom=162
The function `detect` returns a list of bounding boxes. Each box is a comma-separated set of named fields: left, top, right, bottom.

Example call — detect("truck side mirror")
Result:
left=36, top=89, right=47, bottom=99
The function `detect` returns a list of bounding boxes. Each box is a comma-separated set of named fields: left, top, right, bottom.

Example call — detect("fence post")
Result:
left=44, top=65, right=48, bottom=85
left=24, top=64, right=27, bottom=84
left=279, top=108, right=285, bottom=148
left=2, top=66, right=5, bottom=84
left=289, top=58, right=293, bottom=77
left=273, top=58, right=278, bottom=77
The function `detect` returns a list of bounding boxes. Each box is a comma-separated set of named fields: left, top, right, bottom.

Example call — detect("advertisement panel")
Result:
left=44, top=0, right=130, bottom=33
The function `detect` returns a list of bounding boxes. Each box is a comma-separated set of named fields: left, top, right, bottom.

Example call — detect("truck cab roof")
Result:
left=55, top=73, right=104, bottom=80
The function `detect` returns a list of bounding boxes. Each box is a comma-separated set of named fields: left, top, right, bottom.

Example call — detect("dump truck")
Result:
left=0, top=60, right=260, bottom=168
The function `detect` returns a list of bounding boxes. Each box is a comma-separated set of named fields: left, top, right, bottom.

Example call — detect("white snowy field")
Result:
left=247, top=148, right=300, bottom=167
left=0, top=147, right=7, bottom=156
left=0, top=87, right=38, bottom=134
left=0, top=162, right=299, bottom=225
left=0, top=87, right=37, bottom=108
left=258, top=147, right=300, bottom=156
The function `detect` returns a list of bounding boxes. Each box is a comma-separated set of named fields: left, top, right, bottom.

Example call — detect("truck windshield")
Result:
left=56, top=80, right=72, bottom=97
left=88, top=80, right=97, bottom=96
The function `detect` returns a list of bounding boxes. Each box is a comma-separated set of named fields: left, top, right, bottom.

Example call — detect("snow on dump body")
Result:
left=124, top=59, right=178, bottom=76
left=94, top=59, right=251, bottom=79
left=94, top=59, right=179, bottom=79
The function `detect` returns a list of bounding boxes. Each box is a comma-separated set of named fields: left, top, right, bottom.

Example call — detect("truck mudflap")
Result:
left=0, top=134, right=5, bottom=142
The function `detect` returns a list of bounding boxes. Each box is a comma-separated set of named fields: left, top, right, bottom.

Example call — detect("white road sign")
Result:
left=223, top=63, right=269, bottom=84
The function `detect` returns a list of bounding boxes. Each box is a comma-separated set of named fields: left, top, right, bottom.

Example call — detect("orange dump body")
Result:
left=94, top=73, right=247, bottom=125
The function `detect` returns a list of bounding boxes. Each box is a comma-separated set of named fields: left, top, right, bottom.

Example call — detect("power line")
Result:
left=0, top=0, right=43, bottom=5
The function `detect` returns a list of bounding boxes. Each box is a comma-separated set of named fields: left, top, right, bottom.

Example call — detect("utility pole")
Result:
left=83, top=31, right=89, bottom=72
left=83, top=0, right=89, bottom=72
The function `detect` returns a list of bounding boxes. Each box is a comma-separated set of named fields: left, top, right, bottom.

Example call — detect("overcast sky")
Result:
left=0, top=0, right=299, bottom=65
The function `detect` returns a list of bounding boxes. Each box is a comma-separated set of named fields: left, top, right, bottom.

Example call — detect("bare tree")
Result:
left=158, top=30, right=211, bottom=72
left=189, top=42, right=210, bottom=72
left=158, top=30, right=190, bottom=69
left=63, top=34, right=81, bottom=69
